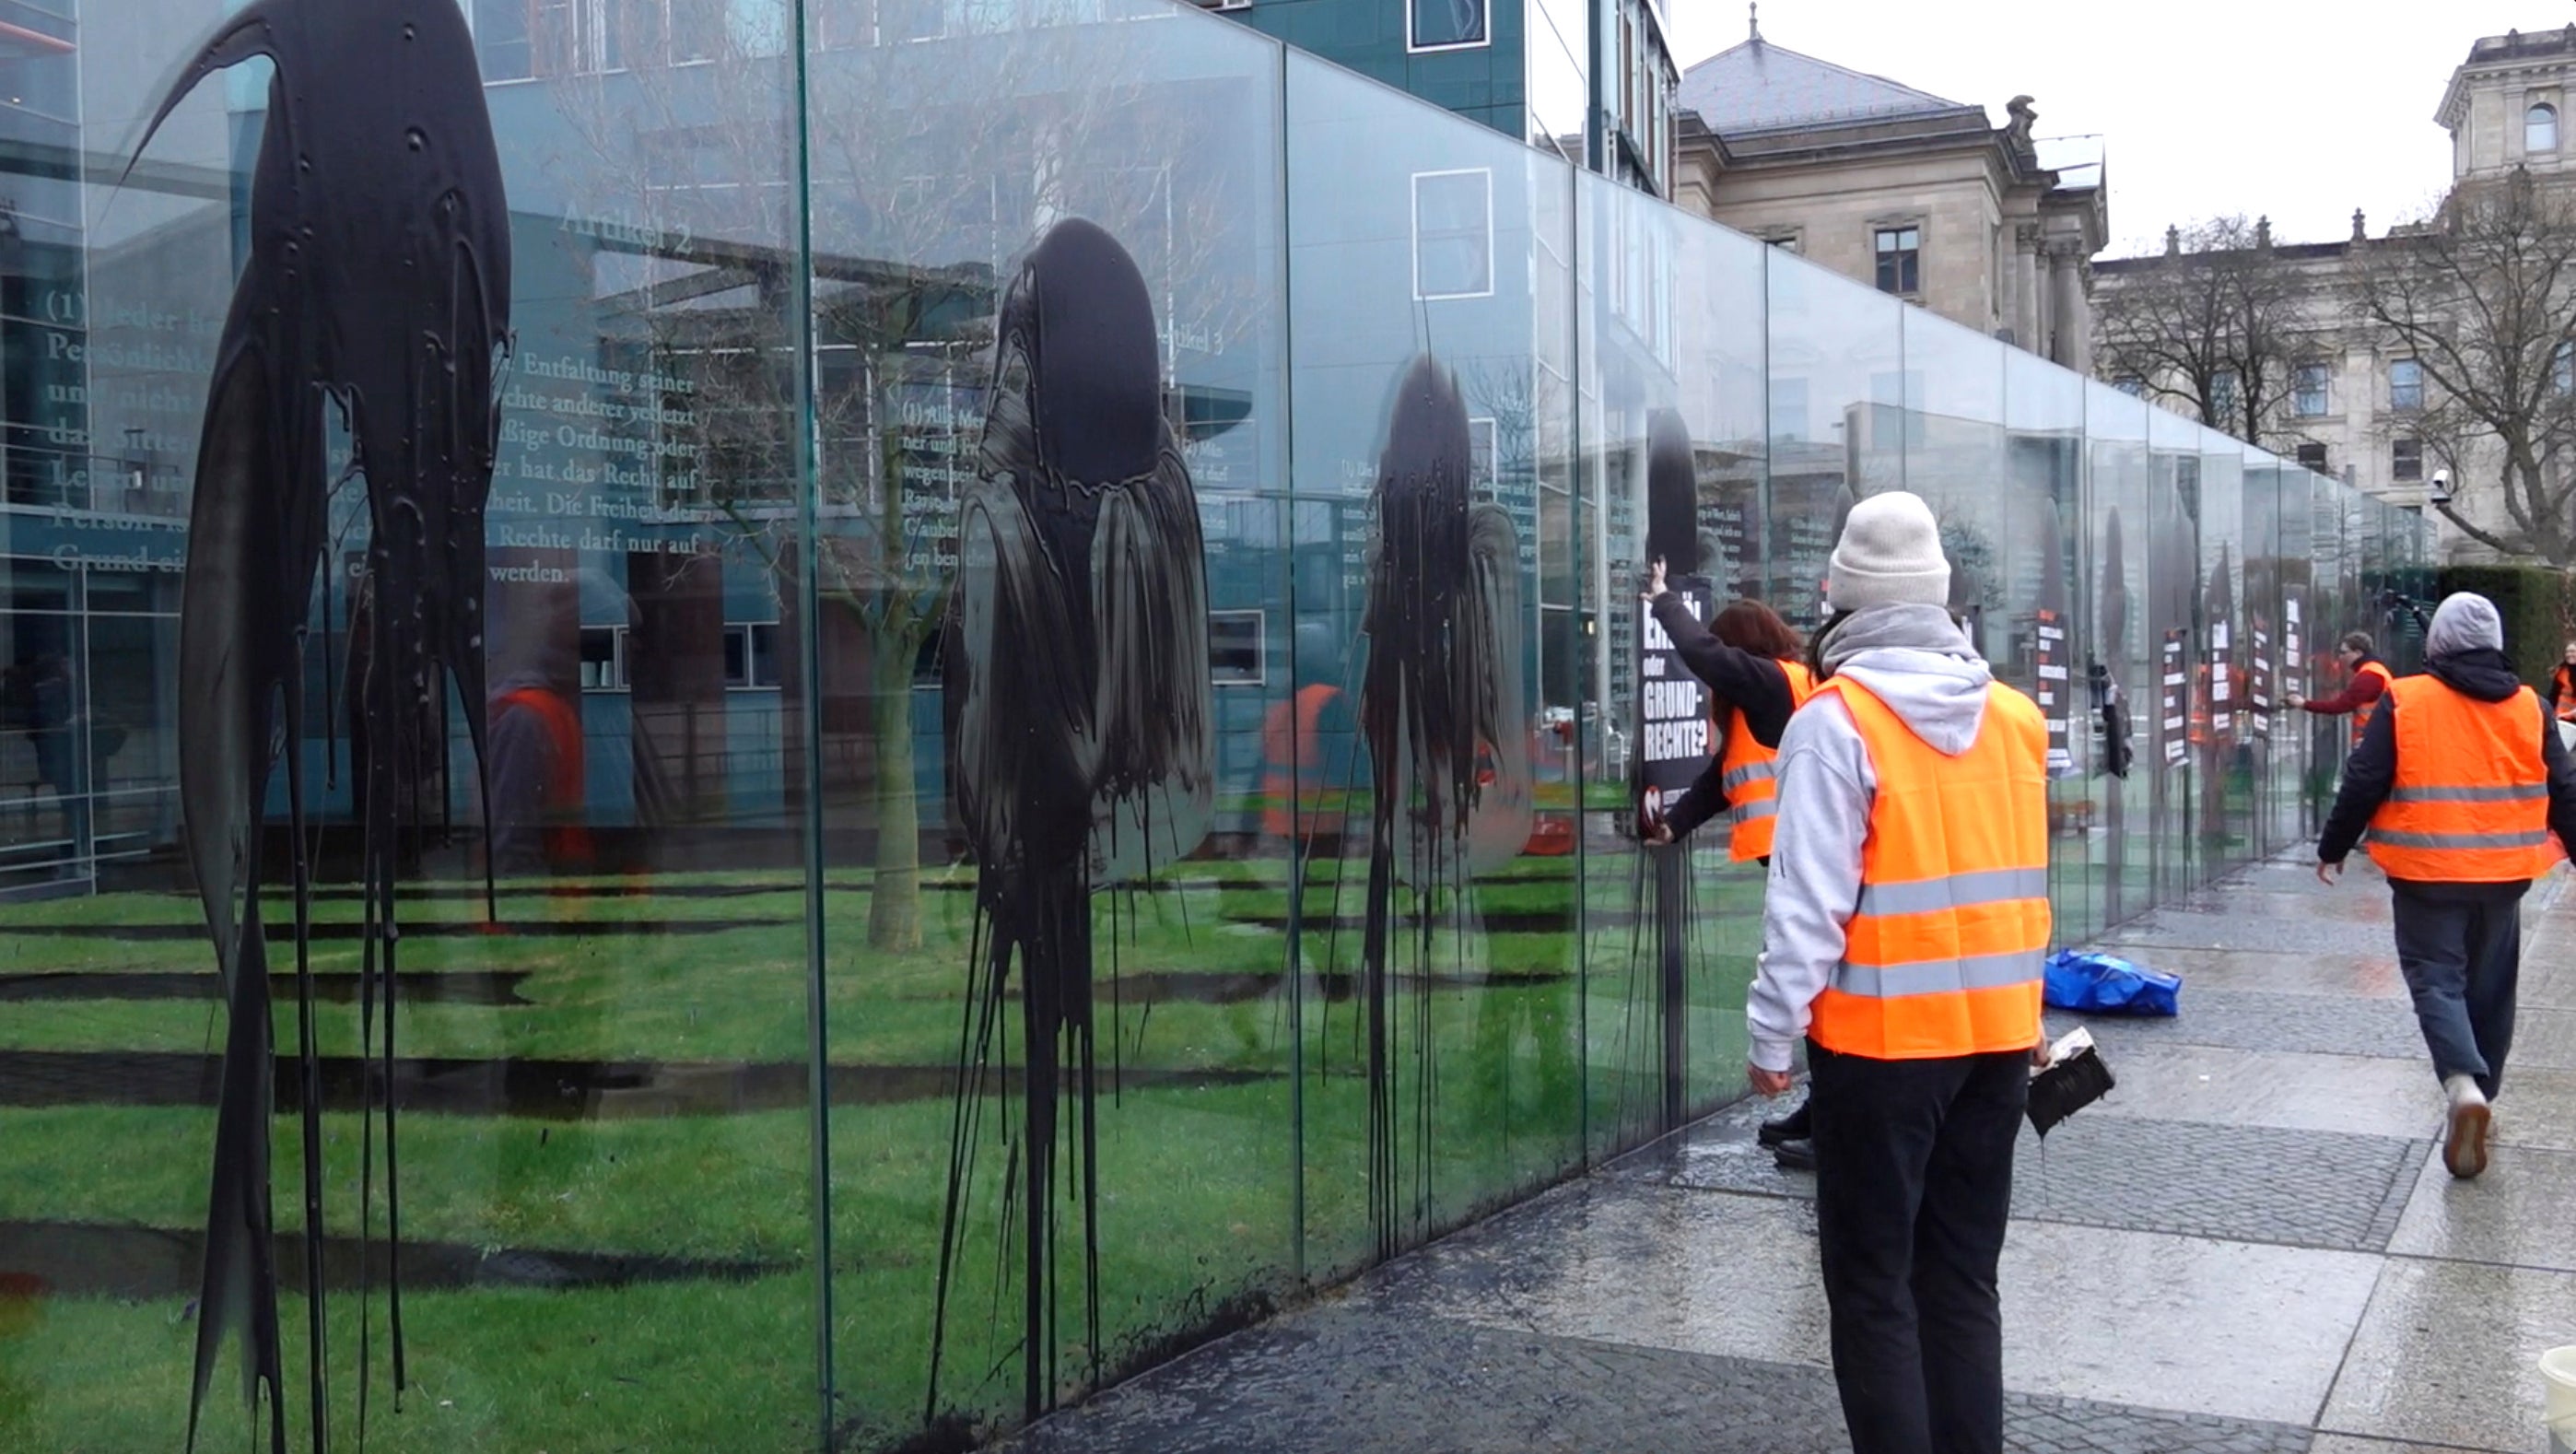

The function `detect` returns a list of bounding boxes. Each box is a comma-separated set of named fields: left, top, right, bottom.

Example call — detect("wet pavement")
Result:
left=1003, top=854, right=2576, bottom=1452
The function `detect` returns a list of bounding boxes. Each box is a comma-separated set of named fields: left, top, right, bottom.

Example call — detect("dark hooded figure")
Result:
left=1355, top=353, right=1530, bottom=1258
left=134, top=0, right=511, bottom=1447
left=934, top=217, right=1213, bottom=1422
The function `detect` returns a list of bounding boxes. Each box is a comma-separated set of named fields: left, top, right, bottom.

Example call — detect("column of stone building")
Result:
left=2047, top=240, right=2087, bottom=371
left=2014, top=223, right=2043, bottom=355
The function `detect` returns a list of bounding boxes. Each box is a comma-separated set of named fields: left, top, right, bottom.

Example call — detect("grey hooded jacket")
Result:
left=1749, top=604, right=2029, bottom=1073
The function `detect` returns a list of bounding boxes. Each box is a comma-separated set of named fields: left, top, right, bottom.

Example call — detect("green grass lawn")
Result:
left=0, top=844, right=1768, bottom=1452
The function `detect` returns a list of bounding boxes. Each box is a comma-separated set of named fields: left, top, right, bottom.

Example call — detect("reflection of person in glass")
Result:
left=2285, top=631, right=2391, bottom=750
left=8, top=653, right=85, bottom=866
left=485, top=590, right=590, bottom=879
left=1747, top=491, right=2050, bottom=1454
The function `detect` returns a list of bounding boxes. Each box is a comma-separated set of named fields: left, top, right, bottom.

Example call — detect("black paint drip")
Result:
left=131, top=1, right=511, bottom=1448
left=1355, top=355, right=1530, bottom=1260
left=932, top=218, right=1213, bottom=1424
left=1636, top=407, right=1700, bottom=1137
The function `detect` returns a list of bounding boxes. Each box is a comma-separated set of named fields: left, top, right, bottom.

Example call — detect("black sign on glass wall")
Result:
left=1637, top=578, right=1713, bottom=824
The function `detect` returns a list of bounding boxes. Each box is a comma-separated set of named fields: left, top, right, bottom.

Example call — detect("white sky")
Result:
left=1664, top=0, right=2565, bottom=258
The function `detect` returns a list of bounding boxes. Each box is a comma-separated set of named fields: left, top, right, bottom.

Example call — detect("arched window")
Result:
left=2530, top=102, right=2559, bottom=154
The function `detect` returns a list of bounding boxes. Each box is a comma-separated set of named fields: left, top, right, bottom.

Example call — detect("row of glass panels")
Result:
left=0, top=0, right=2430, bottom=1448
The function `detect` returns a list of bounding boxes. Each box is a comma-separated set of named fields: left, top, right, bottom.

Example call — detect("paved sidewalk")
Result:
left=1005, top=855, right=2576, bottom=1453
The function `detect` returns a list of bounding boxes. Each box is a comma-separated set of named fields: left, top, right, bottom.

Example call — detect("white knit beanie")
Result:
left=1827, top=491, right=1950, bottom=612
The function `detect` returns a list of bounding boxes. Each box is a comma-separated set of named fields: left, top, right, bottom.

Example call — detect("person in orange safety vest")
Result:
left=2550, top=641, right=2576, bottom=722
left=1748, top=491, right=2048, bottom=1454
left=2287, top=630, right=2392, bottom=749
left=2317, top=592, right=2576, bottom=1179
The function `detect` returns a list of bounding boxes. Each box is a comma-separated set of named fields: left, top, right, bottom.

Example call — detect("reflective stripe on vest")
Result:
left=2351, top=660, right=2394, bottom=747
left=2364, top=674, right=2556, bottom=882
left=1806, top=675, right=2051, bottom=1061
left=1721, top=660, right=1816, bottom=862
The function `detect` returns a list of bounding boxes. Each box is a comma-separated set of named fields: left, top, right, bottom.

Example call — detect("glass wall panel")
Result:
left=6, top=0, right=825, bottom=1448
left=2006, top=348, right=2090, bottom=942
left=2242, top=447, right=2293, bottom=855
left=1762, top=248, right=1902, bottom=633
left=1284, top=51, right=1582, bottom=1285
left=2197, top=429, right=2248, bottom=881
left=2145, top=407, right=2203, bottom=898
left=1574, top=170, right=1768, bottom=1151
left=2084, top=383, right=2153, bottom=927
left=803, top=1, right=1295, bottom=1436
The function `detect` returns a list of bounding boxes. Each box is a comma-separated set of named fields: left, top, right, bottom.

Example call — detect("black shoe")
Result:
left=1758, top=1101, right=1812, bottom=1148
left=1772, top=1137, right=1816, bottom=1173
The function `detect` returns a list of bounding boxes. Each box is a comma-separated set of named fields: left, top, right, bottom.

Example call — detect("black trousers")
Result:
left=1809, top=1041, right=2028, bottom=1454
left=2389, top=882, right=2525, bottom=1101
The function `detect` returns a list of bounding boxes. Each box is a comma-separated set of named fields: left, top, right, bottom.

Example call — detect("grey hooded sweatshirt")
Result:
left=1750, top=603, right=2018, bottom=1073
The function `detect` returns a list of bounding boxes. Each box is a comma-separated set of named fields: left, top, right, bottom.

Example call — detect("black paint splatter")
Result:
left=933, top=218, right=1213, bottom=1422
left=133, top=1, right=510, bottom=1448
left=1356, top=355, right=1529, bottom=1259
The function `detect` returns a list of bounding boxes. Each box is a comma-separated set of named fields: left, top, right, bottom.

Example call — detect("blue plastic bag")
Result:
left=2043, top=949, right=2182, bottom=1016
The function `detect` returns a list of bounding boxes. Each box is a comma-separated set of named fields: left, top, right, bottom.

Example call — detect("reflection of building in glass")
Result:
left=1216, top=0, right=1678, bottom=197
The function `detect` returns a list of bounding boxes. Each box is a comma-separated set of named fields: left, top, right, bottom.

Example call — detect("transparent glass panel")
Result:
left=2084, top=382, right=2152, bottom=927
left=1285, top=49, right=1581, bottom=1285
left=6, top=0, right=825, bottom=1448
left=2006, top=347, right=2090, bottom=942
left=1763, top=248, right=1902, bottom=634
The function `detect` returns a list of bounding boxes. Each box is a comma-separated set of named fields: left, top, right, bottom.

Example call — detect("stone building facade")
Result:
left=2090, top=25, right=2576, bottom=561
left=1669, top=18, right=2107, bottom=365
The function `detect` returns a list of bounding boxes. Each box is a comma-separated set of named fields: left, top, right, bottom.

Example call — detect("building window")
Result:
left=579, top=627, right=626, bottom=690
left=2390, top=358, right=2423, bottom=414
left=722, top=623, right=781, bottom=689
left=1410, top=0, right=1486, bottom=50
left=2113, top=376, right=2145, bottom=398
left=1413, top=170, right=1493, bottom=300
left=1761, top=229, right=1801, bottom=254
left=2293, top=363, right=2329, bottom=417
left=2296, top=442, right=2328, bottom=473
left=2531, top=101, right=2560, bottom=154
left=1209, top=611, right=1265, bottom=686
left=1873, top=226, right=1921, bottom=296
left=475, top=0, right=534, bottom=80
left=1768, top=376, right=1809, bottom=442
left=2393, top=438, right=2423, bottom=482
left=2211, top=369, right=2240, bottom=426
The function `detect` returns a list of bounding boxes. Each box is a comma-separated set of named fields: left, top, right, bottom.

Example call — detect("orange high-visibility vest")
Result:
left=2365, top=674, right=2557, bottom=882
left=1719, top=659, right=1818, bottom=862
left=2351, top=660, right=2395, bottom=747
left=1806, top=675, right=2051, bottom=1061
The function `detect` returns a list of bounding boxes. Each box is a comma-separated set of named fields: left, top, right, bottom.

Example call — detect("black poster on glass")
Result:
left=2160, top=629, right=2188, bottom=767
left=2250, top=620, right=2275, bottom=742
left=2035, top=607, right=2070, bottom=775
left=1638, top=578, right=1715, bottom=823
left=2208, top=618, right=2235, bottom=745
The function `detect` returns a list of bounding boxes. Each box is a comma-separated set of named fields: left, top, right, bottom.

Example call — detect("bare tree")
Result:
left=2094, top=216, right=2310, bottom=447
left=2359, top=168, right=2576, bottom=563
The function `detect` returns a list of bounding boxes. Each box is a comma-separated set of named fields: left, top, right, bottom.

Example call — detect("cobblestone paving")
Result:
left=2097, top=908, right=2402, bottom=958
left=1631, top=1113, right=2424, bottom=1253
left=1004, top=1307, right=2311, bottom=1454
left=2067, top=986, right=2428, bottom=1061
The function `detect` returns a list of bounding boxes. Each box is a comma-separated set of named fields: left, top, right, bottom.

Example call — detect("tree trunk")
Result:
left=867, top=616, right=926, bottom=951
